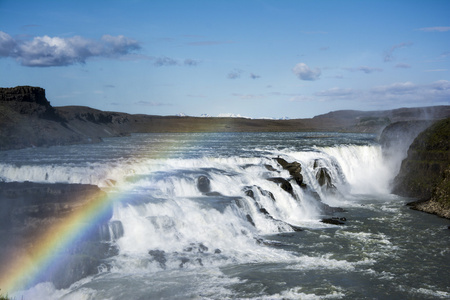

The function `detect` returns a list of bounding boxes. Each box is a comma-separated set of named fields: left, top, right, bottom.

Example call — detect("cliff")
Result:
left=0, top=182, right=118, bottom=289
left=0, top=86, right=131, bottom=150
left=392, top=118, right=450, bottom=218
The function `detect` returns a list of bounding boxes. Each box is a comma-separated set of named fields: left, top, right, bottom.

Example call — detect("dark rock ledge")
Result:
left=391, top=118, right=450, bottom=219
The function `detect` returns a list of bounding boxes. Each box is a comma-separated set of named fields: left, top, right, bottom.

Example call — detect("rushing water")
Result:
left=1, top=132, right=449, bottom=299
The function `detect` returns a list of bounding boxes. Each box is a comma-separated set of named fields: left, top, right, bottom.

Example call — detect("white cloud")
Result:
left=369, top=80, right=450, bottom=103
left=292, top=81, right=450, bottom=106
left=0, top=31, right=140, bottom=67
left=371, top=82, right=417, bottom=95
left=292, top=63, right=321, bottom=81
left=0, top=31, right=16, bottom=56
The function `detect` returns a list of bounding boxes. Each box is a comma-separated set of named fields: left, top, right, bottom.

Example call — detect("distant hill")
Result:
left=1, top=86, right=450, bottom=150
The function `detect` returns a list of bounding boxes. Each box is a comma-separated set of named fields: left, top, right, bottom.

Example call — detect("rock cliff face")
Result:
left=0, top=182, right=118, bottom=289
left=0, top=86, right=130, bottom=150
left=392, top=118, right=450, bottom=218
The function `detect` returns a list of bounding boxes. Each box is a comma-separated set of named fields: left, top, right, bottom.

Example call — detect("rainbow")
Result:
left=0, top=126, right=233, bottom=295
left=0, top=188, right=112, bottom=293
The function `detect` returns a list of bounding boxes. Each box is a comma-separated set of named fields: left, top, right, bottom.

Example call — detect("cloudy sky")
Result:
left=1, top=0, right=449, bottom=118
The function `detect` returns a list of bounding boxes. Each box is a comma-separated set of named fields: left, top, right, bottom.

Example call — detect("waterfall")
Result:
left=103, top=143, right=396, bottom=274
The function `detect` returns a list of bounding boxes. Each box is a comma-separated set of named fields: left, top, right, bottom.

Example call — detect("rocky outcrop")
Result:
left=0, top=86, right=60, bottom=121
left=274, top=157, right=306, bottom=188
left=0, top=86, right=137, bottom=150
left=393, top=118, right=450, bottom=218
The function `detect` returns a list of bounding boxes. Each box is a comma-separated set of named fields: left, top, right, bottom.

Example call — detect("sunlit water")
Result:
left=1, top=132, right=449, bottom=299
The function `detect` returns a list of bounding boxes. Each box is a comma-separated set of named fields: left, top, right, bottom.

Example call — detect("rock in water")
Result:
left=316, top=167, right=334, bottom=188
left=149, top=250, right=167, bottom=268
left=274, top=157, right=306, bottom=188
left=267, top=177, right=294, bottom=196
left=197, top=175, right=211, bottom=193
left=321, top=218, right=346, bottom=225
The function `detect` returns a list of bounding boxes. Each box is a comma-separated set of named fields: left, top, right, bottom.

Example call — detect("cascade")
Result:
left=104, top=144, right=393, bottom=274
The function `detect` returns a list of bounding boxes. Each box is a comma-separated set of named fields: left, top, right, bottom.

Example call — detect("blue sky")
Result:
left=1, top=0, right=449, bottom=118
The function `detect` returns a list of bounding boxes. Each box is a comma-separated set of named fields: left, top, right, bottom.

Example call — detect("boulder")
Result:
left=321, top=217, right=346, bottom=225
left=316, top=167, right=334, bottom=189
left=267, top=177, right=294, bottom=196
left=197, top=176, right=211, bottom=193
left=274, top=157, right=306, bottom=188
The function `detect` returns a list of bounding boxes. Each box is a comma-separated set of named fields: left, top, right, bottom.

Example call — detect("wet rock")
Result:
left=313, top=159, right=320, bottom=169
left=184, top=243, right=209, bottom=253
left=214, top=249, right=222, bottom=254
left=243, top=186, right=276, bottom=202
left=196, top=258, right=204, bottom=266
left=246, top=214, right=256, bottom=227
left=179, top=257, right=190, bottom=268
left=264, top=164, right=277, bottom=172
left=260, top=188, right=276, bottom=202
left=267, top=177, right=294, bottom=196
left=198, top=243, right=208, bottom=253
left=321, top=217, right=346, bottom=225
left=149, top=250, right=167, bottom=268
left=316, top=167, right=334, bottom=188
left=245, top=188, right=255, bottom=199
left=274, top=157, right=306, bottom=188
left=259, top=208, right=270, bottom=215
left=197, top=175, right=211, bottom=193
